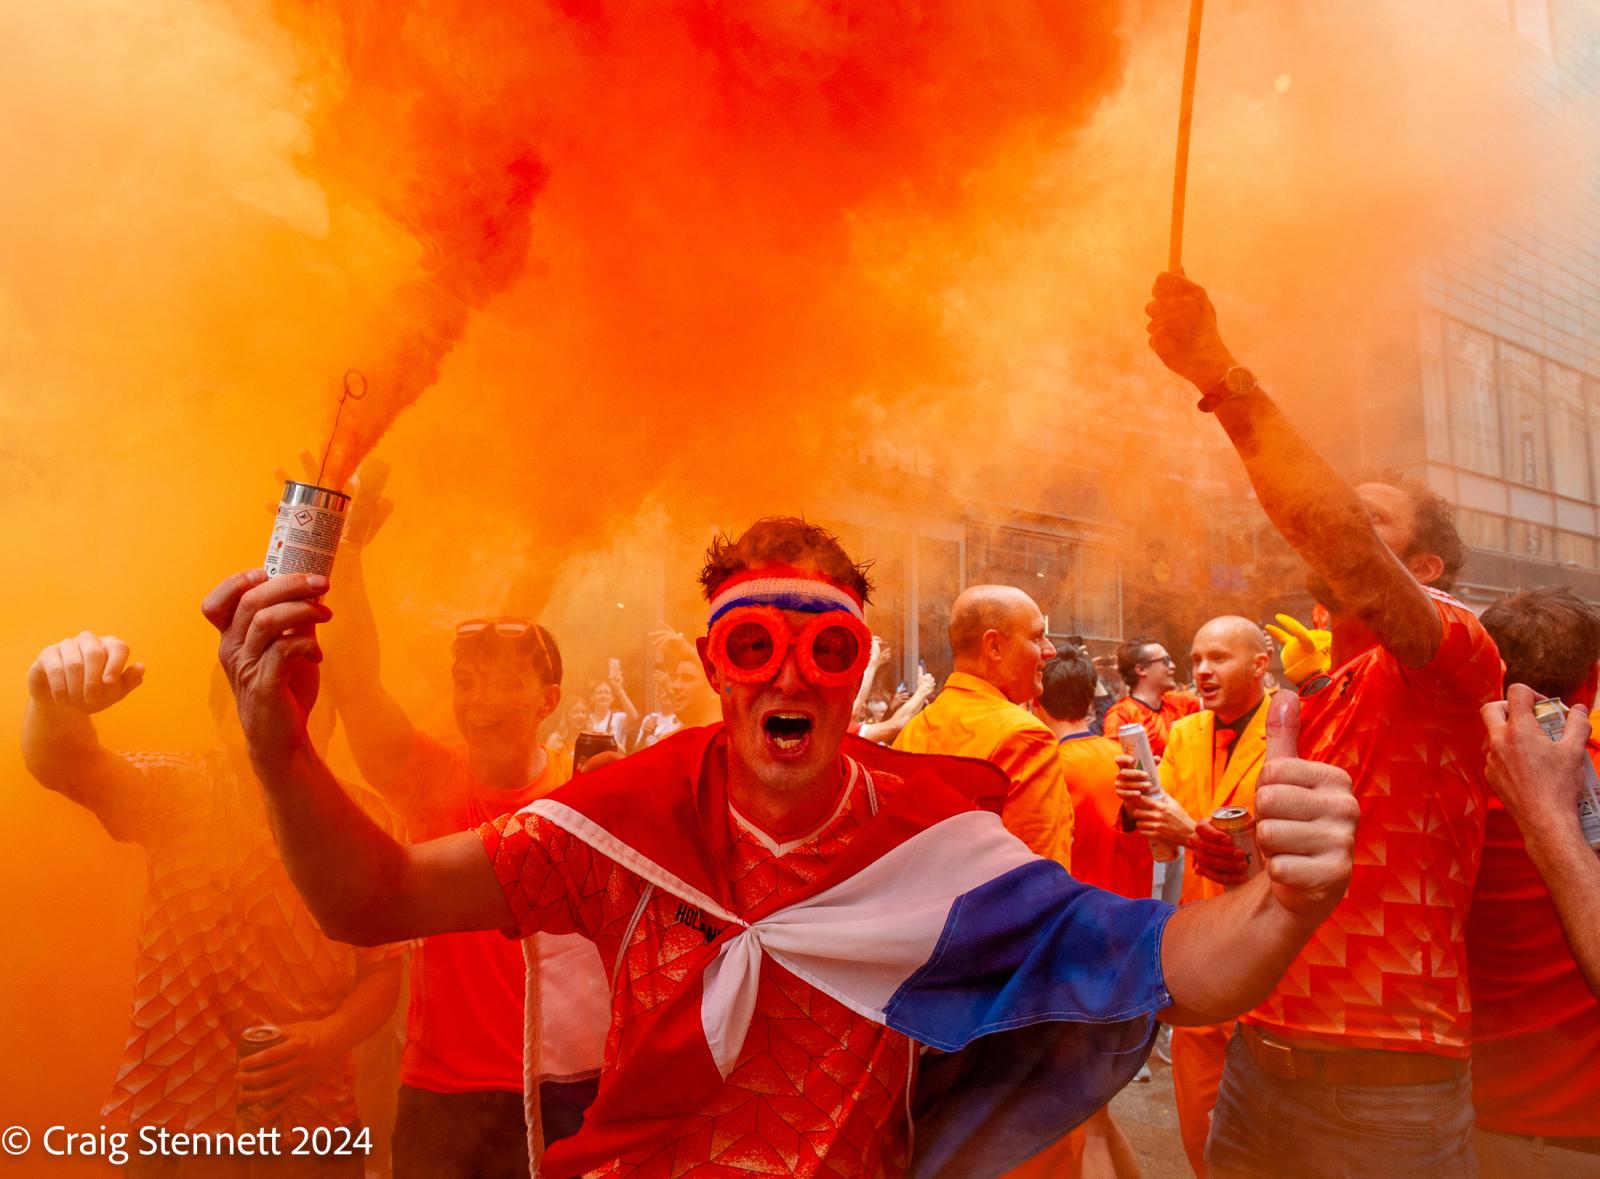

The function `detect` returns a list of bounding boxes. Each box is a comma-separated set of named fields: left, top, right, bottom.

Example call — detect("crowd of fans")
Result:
left=21, top=271, right=1600, bottom=1179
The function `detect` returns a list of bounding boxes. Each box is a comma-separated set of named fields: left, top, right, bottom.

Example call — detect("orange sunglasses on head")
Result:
left=707, top=605, right=871, bottom=687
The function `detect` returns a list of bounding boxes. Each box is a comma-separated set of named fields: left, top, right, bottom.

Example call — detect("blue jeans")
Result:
left=1475, top=1128, right=1600, bottom=1179
left=1207, top=1033, right=1477, bottom=1179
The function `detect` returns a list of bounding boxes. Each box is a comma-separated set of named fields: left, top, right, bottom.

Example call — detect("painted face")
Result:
left=709, top=608, right=860, bottom=799
left=1190, top=628, right=1265, bottom=721
left=453, top=656, right=550, bottom=758
left=993, top=602, right=1057, bottom=704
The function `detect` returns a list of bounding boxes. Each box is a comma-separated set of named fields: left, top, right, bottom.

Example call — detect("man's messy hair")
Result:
left=699, top=517, right=874, bottom=604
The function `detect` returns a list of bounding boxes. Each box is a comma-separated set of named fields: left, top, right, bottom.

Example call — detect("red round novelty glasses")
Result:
left=707, top=606, right=871, bottom=688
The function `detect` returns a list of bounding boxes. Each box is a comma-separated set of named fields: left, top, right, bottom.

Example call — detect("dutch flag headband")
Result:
left=707, top=565, right=865, bottom=627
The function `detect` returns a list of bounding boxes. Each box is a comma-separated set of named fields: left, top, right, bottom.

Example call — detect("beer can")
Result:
left=1119, top=723, right=1177, bottom=863
left=1210, top=805, right=1263, bottom=884
left=236, top=1024, right=285, bottom=1126
left=263, top=481, right=350, bottom=580
left=1531, top=698, right=1600, bottom=849
left=573, top=730, right=619, bottom=773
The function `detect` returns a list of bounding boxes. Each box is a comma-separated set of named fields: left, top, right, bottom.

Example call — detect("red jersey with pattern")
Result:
left=1467, top=734, right=1600, bottom=1133
left=1058, top=733, right=1151, bottom=900
left=1102, top=691, right=1201, bottom=759
left=385, top=734, right=570, bottom=1093
left=101, top=751, right=405, bottom=1131
left=1244, top=590, right=1503, bottom=1055
left=479, top=756, right=914, bottom=1178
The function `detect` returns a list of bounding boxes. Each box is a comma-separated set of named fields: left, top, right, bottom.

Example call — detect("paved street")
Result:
left=1108, top=1051, right=1189, bottom=1179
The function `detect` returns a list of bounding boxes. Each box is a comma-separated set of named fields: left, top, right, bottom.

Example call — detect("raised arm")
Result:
left=203, top=569, right=515, bottom=945
left=319, top=483, right=421, bottom=791
left=859, top=668, right=934, bottom=745
left=1147, top=273, right=1441, bottom=666
left=23, top=632, right=149, bottom=819
left=1482, top=686, right=1600, bottom=997
left=1158, top=694, right=1358, bottom=1023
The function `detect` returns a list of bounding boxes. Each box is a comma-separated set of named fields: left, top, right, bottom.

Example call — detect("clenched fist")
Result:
left=1146, top=272, right=1237, bottom=392
left=28, top=632, right=146, bottom=714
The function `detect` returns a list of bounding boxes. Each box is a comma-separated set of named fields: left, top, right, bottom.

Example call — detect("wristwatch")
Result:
left=1197, top=365, right=1259, bottom=413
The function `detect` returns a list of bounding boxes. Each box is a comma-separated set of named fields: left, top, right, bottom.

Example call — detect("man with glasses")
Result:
left=893, top=584, right=1074, bottom=868
left=1105, top=637, right=1200, bottom=909
left=322, top=524, right=602, bottom=1178
left=1103, top=638, right=1201, bottom=760
left=206, top=515, right=1361, bottom=1177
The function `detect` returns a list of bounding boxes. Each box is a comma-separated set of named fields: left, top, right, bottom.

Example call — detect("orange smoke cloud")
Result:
left=287, top=1, right=1126, bottom=496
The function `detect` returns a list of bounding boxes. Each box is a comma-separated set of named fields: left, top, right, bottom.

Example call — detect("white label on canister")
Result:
left=263, top=501, right=345, bottom=579
left=1579, top=766, right=1600, bottom=850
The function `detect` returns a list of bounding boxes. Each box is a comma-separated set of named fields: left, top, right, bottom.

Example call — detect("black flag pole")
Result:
left=1169, top=0, right=1206, bottom=273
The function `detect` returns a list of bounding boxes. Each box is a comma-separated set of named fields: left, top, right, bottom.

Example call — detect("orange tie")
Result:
left=1212, top=727, right=1238, bottom=795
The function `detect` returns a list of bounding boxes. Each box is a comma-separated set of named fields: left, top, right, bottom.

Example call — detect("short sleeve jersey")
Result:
left=478, top=757, right=913, bottom=1178
left=1058, top=733, right=1149, bottom=899
left=1245, top=590, right=1503, bottom=1054
left=1102, top=691, right=1202, bottom=759
left=101, top=752, right=405, bottom=1132
left=386, top=734, right=571, bottom=1093
left=1466, top=734, right=1600, bottom=1134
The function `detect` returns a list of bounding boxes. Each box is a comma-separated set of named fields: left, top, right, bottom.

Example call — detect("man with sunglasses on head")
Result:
left=206, top=515, right=1359, bottom=1177
left=321, top=525, right=602, bottom=1179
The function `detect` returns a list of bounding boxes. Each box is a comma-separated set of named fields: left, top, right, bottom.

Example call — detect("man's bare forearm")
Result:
left=1213, top=391, right=1439, bottom=665
left=1158, top=874, right=1318, bottom=1025
left=1520, top=813, right=1600, bottom=997
left=251, top=738, right=411, bottom=944
left=22, top=701, right=144, bottom=813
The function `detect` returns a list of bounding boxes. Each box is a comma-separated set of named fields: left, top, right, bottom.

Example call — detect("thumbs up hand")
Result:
left=1253, top=692, right=1360, bottom=924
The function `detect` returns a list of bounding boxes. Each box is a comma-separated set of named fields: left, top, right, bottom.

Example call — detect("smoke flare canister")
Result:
left=1118, top=723, right=1178, bottom=863
left=573, top=730, right=619, bottom=773
left=236, top=1024, right=285, bottom=1126
left=263, top=481, right=350, bottom=580
left=1530, top=698, right=1600, bottom=849
left=1210, top=805, right=1263, bottom=884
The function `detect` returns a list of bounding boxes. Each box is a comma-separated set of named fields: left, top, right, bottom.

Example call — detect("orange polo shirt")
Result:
left=1245, top=589, right=1502, bottom=1056
left=1103, top=691, right=1202, bottom=759
left=1058, top=732, right=1148, bottom=899
left=893, top=672, right=1073, bottom=869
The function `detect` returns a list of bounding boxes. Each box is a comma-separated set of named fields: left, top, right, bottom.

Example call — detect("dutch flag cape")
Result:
left=528, top=727, right=1174, bottom=1178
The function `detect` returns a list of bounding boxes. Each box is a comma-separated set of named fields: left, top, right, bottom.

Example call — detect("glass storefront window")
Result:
left=1456, top=509, right=1508, bottom=553
left=1557, top=531, right=1597, bottom=570
left=1497, top=341, right=1549, bottom=489
left=1418, top=312, right=1452, bottom=464
left=1444, top=321, right=1501, bottom=477
left=1548, top=362, right=1590, bottom=501
left=1509, top=520, right=1553, bottom=561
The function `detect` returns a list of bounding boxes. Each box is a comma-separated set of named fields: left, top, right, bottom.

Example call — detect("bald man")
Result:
left=893, top=585, right=1072, bottom=868
left=1119, top=616, right=1271, bottom=1178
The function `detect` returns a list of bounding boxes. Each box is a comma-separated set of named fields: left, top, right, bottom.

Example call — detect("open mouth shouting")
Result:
left=762, top=710, right=815, bottom=758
